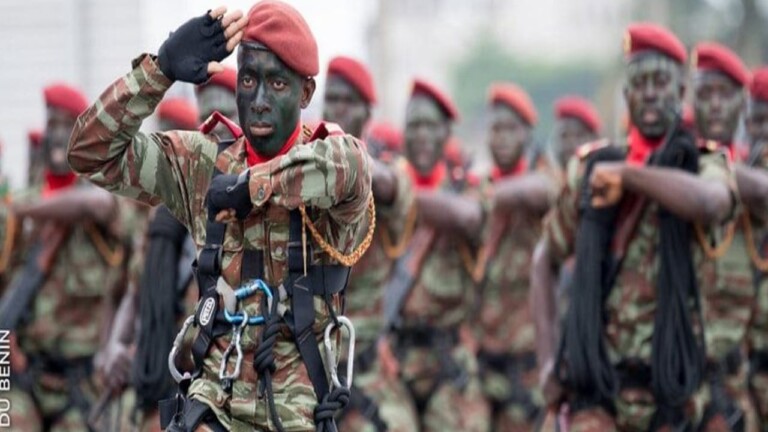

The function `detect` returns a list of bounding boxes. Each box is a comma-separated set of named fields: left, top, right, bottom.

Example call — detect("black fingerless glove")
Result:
left=157, top=11, right=230, bottom=84
left=206, top=171, right=253, bottom=221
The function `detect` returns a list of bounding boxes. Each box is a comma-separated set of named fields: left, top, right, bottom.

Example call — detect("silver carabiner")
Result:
left=323, top=315, right=356, bottom=390
left=169, top=315, right=196, bottom=383
left=219, top=310, right=249, bottom=383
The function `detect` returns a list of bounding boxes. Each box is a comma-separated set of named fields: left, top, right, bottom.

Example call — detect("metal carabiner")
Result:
left=323, top=316, right=356, bottom=390
left=168, top=315, right=196, bottom=383
left=223, top=279, right=274, bottom=325
left=219, top=310, right=249, bottom=392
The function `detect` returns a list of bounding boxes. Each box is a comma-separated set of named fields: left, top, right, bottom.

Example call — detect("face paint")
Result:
left=624, top=54, right=684, bottom=139
left=404, top=95, right=450, bottom=175
left=488, top=104, right=530, bottom=171
left=555, top=117, right=596, bottom=167
left=747, top=99, right=768, bottom=156
left=693, top=71, right=744, bottom=142
left=197, top=85, right=238, bottom=137
left=322, top=74, right=370, bottom=139
left=237, top=44, right=314, bottom=158
left=43, top=106, right=76, bottom=175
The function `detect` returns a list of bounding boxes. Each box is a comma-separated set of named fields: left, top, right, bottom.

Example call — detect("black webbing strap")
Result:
left=283, top=209, right=350, bottom=404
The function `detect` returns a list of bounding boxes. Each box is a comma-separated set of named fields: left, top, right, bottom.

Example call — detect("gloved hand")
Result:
left=157, top=8, right=245, bottom=84
left=206, top=171, right=253, bottom=221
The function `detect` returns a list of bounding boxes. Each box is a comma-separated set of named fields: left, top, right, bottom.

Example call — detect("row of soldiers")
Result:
left=1, top=1, right=768, bottom=431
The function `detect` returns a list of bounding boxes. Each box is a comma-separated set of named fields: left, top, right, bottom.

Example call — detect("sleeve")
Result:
left=67, top=54, right=218, bottom=228
left=542, top=154, right=582, bottom=266
left=247, top=133, right=373, bottom=225
left=376, top=157, right=415, bottom=236
left=699, top=150, right=739, bottom=223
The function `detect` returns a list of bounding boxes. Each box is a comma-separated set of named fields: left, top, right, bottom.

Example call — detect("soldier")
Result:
left=376, top=78, right=490, bottom=432
left=551, top=96, right=601, bottom=171
left=745, top=67, right=768, bottom=432
left=470, top=83, right=557, bottom=432
left=196, top=65, right=239, bottom=139
left=364, top=122, right=403, bottom=163
left=1, top=83, right=128, bottom=431
left=27, top=129, right=44, bottom=188
left=68, top=2, right=373, bottom=431
left=157, top=98, right=199, bottom=132
left=320, top=55, right=419, bottom=432
left=531, top=23, right=737, bottom=430
left=688, top=42, right=760, bottom=432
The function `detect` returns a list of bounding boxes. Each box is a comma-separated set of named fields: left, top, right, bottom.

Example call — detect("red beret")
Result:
left=242, top=0, right=318, bottom=77
left=328, top=56, right=377, bottom=104
left=750, top=67, right=768, bottom=103
left=43, top=83, right=88, bottom=119
left=554, top=96, right=601, bottom=133
left=28, top=129, right=43, bottom=149
left=197, top=66, right=237, bottom=94
left=488, top=83, right=538, bottom=126
left=693, top=42, right=750, bottom=87
left=411, top=79, right=459, bottom=121
left=157, top=98, right=199, bottom=130
left=682, top=104, right=695, bottom=130
left=366, top=122, right=402, bottom=152
left=624, top=23, right=687, bottom=64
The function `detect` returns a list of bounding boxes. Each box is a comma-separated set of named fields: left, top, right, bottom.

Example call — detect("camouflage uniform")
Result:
left=340, top=156, right=419, bottom=432
left=474, top=155, right=558, bottom=432
left=747, top=146, right=768, bottom=431
left=7, top=185, right=126, bottom=432
left=542, top=138, right=735, bottom=431
left=386, top=161, right=490, bottom=432
left=67, top=54, right=371, bottom=431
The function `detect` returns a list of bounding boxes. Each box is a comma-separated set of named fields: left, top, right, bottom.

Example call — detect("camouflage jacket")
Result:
left=67, top=54, right=372, bottom=429
left=542, top=138, right=735, bottom=429
left=346, top=157, right=414, bottom=349
left=746, top=147, right=768, bottom=356
left=475, top=154, right=559, bottom=355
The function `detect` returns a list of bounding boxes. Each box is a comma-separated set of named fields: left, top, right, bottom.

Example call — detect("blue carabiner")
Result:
left=223, top=279, right=273, bottom=325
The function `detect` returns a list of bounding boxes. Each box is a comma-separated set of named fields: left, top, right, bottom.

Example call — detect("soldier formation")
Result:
left=1, top=2, right=768, bottom=432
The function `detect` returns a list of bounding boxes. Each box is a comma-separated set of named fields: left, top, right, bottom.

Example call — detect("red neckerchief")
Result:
left=245, top=122, right=302, bottom=167
left=42, top=170, right=77, bottom=198
left=407, top=161, right=447, bottom=191
left=490, top=159, right=527, bottom=182
left=626, top=126, right=663, bottom=167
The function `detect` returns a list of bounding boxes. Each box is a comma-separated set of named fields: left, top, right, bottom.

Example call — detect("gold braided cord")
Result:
left=85, top=223, right=125, bottom=268
left=379, top=202, right=417, bottom=260
left=694, top=219, right=736, bottom=260
left=298, top=193, right=376, bottom=267
left=458, top=241, right=478, bottom=279
left=0, top=213, right=18, bottom=274
left=742, top=211, right=768, bottom=272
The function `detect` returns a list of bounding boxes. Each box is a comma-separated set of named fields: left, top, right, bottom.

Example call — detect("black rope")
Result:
left=315, top=384, right=350, bottom=432
left=556, top=146, right=625, bottom=410
left=649, top=126, right=706, bottom=427
left=133, top=206, right=190, bottom=409
left=253, top=294, right=286, bottom=432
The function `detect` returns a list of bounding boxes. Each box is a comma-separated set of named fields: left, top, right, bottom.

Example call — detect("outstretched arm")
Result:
left=12, top=187, right=116, bottom=225
left=735, top=164, right=768, bottom=220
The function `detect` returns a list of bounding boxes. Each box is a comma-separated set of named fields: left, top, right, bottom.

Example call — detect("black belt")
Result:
left=395, top=325, right=459, bottom=348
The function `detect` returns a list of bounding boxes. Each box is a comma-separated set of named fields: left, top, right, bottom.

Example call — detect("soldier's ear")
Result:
left=300, top=78, right=316, bottom=109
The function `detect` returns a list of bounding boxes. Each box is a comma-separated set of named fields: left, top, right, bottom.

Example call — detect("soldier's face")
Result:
left=323, top=74, right=370, bottom=139
left=555, top=117, right=596, bottom=167
left=693, top=71, right=744, bottom=143
left=197, top=85, right=238, bottom=136
left=624, top=54, right=684, bottom=139
left=43, top=107, right=76, bottom=175
left=489, top=104, right=530, bottom=171
left=404, top=95, right=450, bottom=175
left=237, top=45, right=315, bottom=158
left=747, top=99, right=768, bottom=151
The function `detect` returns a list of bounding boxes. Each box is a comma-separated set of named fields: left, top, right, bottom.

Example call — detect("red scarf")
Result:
left=626, top=127, right=663, bottom=167
left=407, top=161, right=447, bottom=191
left=490, top=159, right=527, bottom=182
left=245, top=122, right=302, bottom=166
left=42, top=170, right=77, bottom=198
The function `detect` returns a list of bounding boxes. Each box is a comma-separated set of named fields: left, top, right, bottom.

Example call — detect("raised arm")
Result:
left=12, top=186, right=116, bottom=225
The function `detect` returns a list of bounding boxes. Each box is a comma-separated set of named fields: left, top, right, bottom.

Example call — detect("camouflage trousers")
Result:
left=393, top=340, right=490, bottom=432
left=478, top=351, right=543, bottom=432
left=7, top=365, right=99, bottom=432
left=752, top=372, right=768, bottom=432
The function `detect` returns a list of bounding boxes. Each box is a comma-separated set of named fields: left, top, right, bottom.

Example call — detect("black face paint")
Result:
left=747, top=99, right=768, bottom=157
left=237, top=44, right=313, bottom=158
left=555, top=117, right=596, bottom=167
left=624, top=54, right=684, bottom=139
left=693, top=71, right=744, bottom=143
left=322, top=74, right=369, bottom=139
left=404, top=95, right=450, bottom=175
left=488, top=104, right=530, bottom=171
left=197, top=85, right=238, bottom=137
left=43, top=107, right=76, bottom=175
